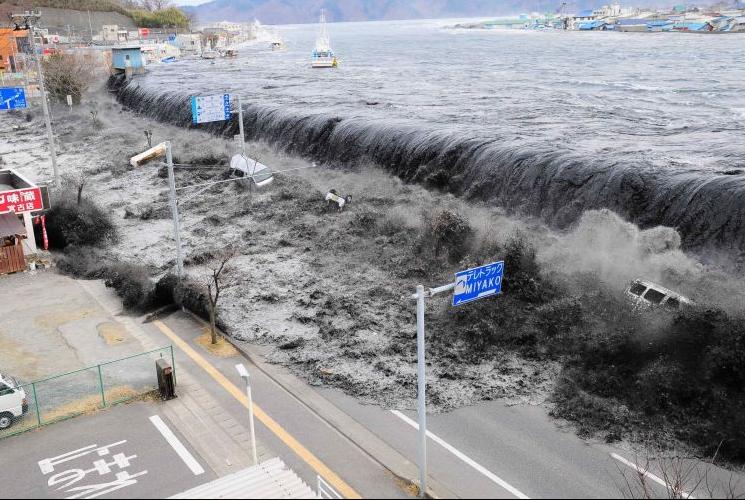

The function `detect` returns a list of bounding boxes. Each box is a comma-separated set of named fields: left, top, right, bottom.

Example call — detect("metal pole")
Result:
left=245, top=374, right=258, bottom=465
left=87, top=10, right=94, bottom=43
left=29, top=24, right=60, bottom=188
left=98, top=364, right=106, bottom=408
left=166, top=142, right=184, bottom=277
left=237, top=95, right=246, bottom=157
left=416, top=284, right=428, bottom=498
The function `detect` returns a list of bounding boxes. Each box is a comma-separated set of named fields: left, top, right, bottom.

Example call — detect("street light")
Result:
left=235, top=363, right=258, bottom=465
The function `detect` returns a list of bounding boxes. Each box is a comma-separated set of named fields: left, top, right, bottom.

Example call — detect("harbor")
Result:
left=451, top=2, right=745, bottom=33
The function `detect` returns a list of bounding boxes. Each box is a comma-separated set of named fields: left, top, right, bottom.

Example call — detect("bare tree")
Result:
left=206, top=250, right=234, bottom=345
left=617, top=445, right=745, bottom=499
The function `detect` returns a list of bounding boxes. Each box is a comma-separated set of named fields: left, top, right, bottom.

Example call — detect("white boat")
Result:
left=311, top=10, right=338, bottom=68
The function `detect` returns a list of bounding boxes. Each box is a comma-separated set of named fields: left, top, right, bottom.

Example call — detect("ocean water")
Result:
left=118, top=19, right=745, bottom=254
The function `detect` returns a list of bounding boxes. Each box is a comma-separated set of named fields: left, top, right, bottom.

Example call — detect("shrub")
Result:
left=105, top=264, right=156, bottom=311
left=42, top=53, right=95, bottom=104
left=46, top=197, right=116, bottom=249
left=419, top=209, right=473, bottom=264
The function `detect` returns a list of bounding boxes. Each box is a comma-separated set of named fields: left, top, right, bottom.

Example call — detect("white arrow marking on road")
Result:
left=611, top=453, right=696, bottom=499
left=150, top=415, right=205, bottom=476
left=391, top=410, right=530, bottom=499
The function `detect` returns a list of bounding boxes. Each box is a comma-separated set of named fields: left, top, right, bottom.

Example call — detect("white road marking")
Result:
left=611, top=453, right=696, bottom=499
left=390, top=410, right=530, bottom=499
left=149, top=415, right=205, bottom=476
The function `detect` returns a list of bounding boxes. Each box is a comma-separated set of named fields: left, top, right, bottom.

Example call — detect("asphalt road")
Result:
left=0, top=402, right=214, bottom=499
left=144, top=313, right=409, bottom=499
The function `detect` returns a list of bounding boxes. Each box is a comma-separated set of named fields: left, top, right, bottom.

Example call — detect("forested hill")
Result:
left=0, top=1, right=190, bottom=29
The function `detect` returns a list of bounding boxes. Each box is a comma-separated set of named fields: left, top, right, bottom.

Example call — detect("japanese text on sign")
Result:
left=0, top=187, right=43, bottom=214
left=0, top=87, right=27, bottom=111
left=191, top=93, right=232, bottom=124
left=38, top=440, right=148, bottom=499
left=453, top=261, right=504, bottom=306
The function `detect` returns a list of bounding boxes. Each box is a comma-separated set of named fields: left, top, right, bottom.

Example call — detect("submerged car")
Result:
left=0, top=372, right=28, bottom=430
left=230, top=154, right=274, bottom=188
left=626, top=279, right=693, bottom=310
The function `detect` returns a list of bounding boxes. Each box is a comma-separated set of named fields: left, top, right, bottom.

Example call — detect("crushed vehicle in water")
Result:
left=626, top=279, right=694, bottom=310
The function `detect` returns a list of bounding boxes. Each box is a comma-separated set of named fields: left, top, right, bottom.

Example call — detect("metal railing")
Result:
left=0, top=346, right=174, bottom=439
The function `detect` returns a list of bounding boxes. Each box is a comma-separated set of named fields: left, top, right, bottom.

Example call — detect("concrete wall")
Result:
left=22, top=7, right=136, bottom=40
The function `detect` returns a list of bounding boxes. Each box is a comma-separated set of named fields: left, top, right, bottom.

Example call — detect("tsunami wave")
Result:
left=111, top=76, right=745, bottom=257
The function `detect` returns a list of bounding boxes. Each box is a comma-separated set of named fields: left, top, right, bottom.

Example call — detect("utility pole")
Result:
left=87, top=10, right=94, bottom=43
left=165, top=141, right=184, bottom=278
left=236, top=95, right=246, bottom=157
left=12, top=11, right=61, bottom=188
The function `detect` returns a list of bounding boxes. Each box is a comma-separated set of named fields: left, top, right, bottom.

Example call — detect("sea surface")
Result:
left=120, top=20, right=745, bottom=254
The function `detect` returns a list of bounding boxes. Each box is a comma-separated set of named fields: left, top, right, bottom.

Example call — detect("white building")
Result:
left=176, top=34, right=202, bottom=55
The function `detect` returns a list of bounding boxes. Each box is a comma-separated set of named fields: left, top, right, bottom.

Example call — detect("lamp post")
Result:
left=236, top=363, right=258, bottom=465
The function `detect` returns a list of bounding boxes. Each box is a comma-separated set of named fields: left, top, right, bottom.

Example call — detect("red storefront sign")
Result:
left=0, top=187, right=43, bottom=214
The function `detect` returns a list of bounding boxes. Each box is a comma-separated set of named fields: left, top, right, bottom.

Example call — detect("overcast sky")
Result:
left=175, top=0, right=208, bottom=5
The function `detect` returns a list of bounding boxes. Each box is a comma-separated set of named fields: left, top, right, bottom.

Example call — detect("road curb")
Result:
left=181, top=309, right=459, bottom=499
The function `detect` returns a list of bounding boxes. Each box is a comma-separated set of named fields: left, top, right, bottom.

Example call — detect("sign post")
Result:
left=410, top=261, right=505, bottom=498
left=191, top=93, right=245, bottom=156
left=191, top=93, right=232, bottom=125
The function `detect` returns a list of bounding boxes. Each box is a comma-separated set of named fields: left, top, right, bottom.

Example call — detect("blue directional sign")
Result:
left=191, top=94, right=232, bottom=124
left=453, top=261, right=504, bottom=306
left=0, top=87, right=28, bottom=111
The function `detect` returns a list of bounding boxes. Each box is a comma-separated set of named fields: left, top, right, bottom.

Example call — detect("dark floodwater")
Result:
left=118, top=20, right=745, bottom=254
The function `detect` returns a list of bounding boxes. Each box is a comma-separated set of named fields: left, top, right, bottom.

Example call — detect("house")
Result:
left=0, top=29, right=28, bottom=73
left=175, top=34, right=202, bottom=56
left=615, top=18, right=650, bottom=31
left=102, top=25, right=129, bottom=43
left=571, top=10, right=597, bottom=29
left=111, top=47, right=144, bottom=77
left=0, top=169, right=46, bottom=274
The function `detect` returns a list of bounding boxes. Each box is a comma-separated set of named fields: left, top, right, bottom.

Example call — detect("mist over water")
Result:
left=116, top=19, right=745, bottom=257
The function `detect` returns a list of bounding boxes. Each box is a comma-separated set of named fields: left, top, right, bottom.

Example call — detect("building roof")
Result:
left=0, top=213, right=26, bottom=238
left=170, top=458, right=315, bottom=499
left=575, top=10, right=595, bottom=17
left=616, top=18, right=652, bottom=25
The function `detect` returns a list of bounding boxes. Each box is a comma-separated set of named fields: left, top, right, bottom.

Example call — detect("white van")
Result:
left=0, top=373, right=28, bottom=430
left=626, top=279, right=693, bottom=310
left=230, top=154, right=274, bottom=188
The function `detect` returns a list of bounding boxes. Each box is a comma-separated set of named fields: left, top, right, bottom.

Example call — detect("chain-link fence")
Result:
left=0, top=346, right=175, bottom=439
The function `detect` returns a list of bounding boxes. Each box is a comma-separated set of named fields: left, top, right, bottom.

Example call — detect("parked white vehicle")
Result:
left=626, top=279, right=693, bottom=310
left=0, top=373, right=28, bottom=430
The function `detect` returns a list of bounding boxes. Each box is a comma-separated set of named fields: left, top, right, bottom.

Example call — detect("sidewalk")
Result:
left=77, top=279, right=275, bottom=479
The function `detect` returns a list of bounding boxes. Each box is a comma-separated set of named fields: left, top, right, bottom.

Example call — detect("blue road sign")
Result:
left=191, top=94, right=232, bottom=124
left=453, top=261, right=504, bottom=306
left=0, top=87, right=28, bottom=111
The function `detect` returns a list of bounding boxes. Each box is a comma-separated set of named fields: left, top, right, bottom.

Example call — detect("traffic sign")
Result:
left=453, top=261, right=504, bottom=306
left=191, top=94, right=232, bottom=124
left=0, top=87, right=28, bottom=111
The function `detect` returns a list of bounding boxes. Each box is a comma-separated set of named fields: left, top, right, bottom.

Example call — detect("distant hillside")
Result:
left=183, top=0, right=683, bottom=24
left=0, top=1, right=189, bottom=31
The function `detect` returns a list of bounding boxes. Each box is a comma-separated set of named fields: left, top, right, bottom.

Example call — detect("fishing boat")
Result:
left=311, top=10, right=338, bottom=68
